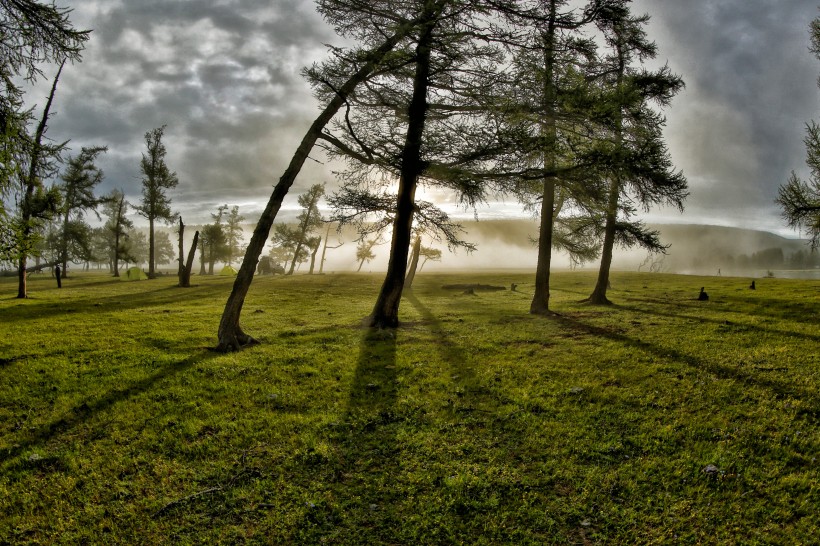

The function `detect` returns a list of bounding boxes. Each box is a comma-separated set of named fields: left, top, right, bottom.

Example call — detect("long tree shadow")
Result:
left=293, top=329, right=400, bottom=542
left=405, top=293, right=487, bottom=404
left=614, top=302, right=820, bottom=344
left=618, top=291, right=819, bottom=327
left=0, top=350, right=218, bottom=467
left=553, top=314, right=820, bottom=423
left=0, top=281, right=234, bottom=325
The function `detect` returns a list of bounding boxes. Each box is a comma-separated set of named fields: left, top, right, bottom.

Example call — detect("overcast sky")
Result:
left=27, top=0, right=820, bottom=236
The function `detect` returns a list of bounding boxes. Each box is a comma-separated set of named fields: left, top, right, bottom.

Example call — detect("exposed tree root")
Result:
left=214, top=326, right=260, bottom=353
left=582, top=295, right=613, bottom=306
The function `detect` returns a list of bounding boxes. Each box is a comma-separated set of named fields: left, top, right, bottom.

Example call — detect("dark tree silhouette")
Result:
left=216, top=12, right=427, bottom=351
left=586, top=4, right=686, bottom=305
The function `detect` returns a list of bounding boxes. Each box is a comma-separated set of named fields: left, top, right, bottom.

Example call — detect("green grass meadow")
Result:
left=0, top=270, right=818, bottom=544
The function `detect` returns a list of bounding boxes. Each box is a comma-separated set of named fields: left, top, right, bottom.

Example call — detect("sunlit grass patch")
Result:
left=0, top=270, right=817, bottom=544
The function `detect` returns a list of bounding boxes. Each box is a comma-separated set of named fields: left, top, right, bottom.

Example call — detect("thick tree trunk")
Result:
left=17, top=257, right=27, bottom=299
left=148, top=217, right=156, bottom=278
left=215, top=27, right=415, bottom=351
left=404, top=235, right=422, bottom=291
left=367, top=15, right=435, bottom=329
left=530, top=5, right=558, bottom=316
left=179, top=230, right=199, bottom=287
left=530, top=177, right=557, bottom=315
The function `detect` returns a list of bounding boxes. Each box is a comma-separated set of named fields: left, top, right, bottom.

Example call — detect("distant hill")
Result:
left=452, top=220, right=816, bottom=274
left=642, top=224, right=815, bottom=275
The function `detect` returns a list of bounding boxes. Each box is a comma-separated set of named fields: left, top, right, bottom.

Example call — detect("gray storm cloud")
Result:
left=20, top=0, right=820, bottom=232
left=633, top=0, right=818, bottom=226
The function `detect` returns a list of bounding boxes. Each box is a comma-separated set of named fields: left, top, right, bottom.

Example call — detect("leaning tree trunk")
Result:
left=404, top=235, right=422, bottom=291
left=588, top=42, right=626, bottom=306
left=17, top=62, right=64, bottom=298
left=308, top=238, right=320, bottom=274
left=215, top=27, right=416, bottom=351
left=587, top=175, right=620, bottom=305
left=179, top=230, right=199, bottom=287
left=367, top=17, right=435, bottom=329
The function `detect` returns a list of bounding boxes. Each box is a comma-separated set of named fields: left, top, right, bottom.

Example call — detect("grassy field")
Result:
left=0, top=270, right=818, bottom=544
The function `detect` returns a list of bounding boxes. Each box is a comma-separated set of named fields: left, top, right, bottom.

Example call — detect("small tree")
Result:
left=101, top=189, right=132, bottom=277
left=285, top=184, right=325, bottom=275
left=56, top=145, right=107, bottom=277
left=224, top=205, right=245, bottom=265
left=136, top=126, right=178, bottom=278
left=122, top=228, right=148, bottom=268
left=154, top=230, right=175, bottom=270
left=356, top=236, right=383, bottom=272
left=200, top=205, right=229, bottom=274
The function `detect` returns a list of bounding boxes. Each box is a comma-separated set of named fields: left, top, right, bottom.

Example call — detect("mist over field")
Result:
left=105, top=219, right=817, bottom=279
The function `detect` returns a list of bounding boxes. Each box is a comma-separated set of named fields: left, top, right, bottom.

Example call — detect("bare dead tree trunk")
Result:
left=179, top=230, right=199, bottom=288
left=367, top=16, right=435, bottom=329
left=177, top=217, right=184, bottom=283
left=318, top=224, right=343, bottom=274
left=215, top=27, right=415, bottom=351
left=17, top=62, right=64, bottom=299
left=404, top=235, right=422, bottom=291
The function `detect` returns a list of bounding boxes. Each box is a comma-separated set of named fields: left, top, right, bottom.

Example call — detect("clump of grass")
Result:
left=0, top=271, right=817, bottom=544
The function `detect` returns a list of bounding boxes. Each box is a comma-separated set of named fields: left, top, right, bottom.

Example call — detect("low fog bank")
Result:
left=32, top=219, right=817, bottom=280
left=270, top=220, right=819, bottom=278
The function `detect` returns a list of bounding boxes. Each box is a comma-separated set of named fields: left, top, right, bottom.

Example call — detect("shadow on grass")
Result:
left=406, top=293, right=488, bottom=404
left=292, top=328, right=399, bottom=542
left=0, top=281, right=233, bottom=325
left=614, top=302, right=820, bottom=344
left=0, top=350, right=217, bottom=467
left=553, top=314, right=820, bottom=423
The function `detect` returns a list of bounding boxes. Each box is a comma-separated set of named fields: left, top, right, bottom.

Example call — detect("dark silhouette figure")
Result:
left=698, top=287, right=708, bottom=301
left=55, top=265, right=62, bottom=288
left=749, top=280, right=756, bottom=290
left=511, top=283, right=518, bottom=292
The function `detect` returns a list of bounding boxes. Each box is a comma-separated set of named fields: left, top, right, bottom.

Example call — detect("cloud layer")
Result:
left=25, top=1, right=820, bottom=234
